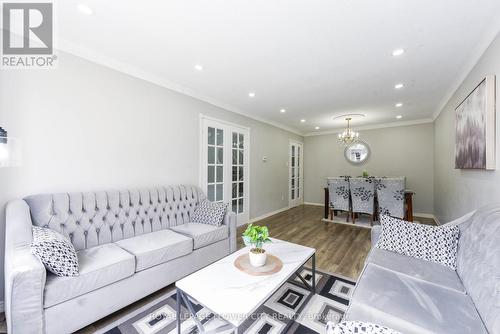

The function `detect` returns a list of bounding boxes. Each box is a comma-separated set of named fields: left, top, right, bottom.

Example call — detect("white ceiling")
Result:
left=56, top=0, right=500, bottom=135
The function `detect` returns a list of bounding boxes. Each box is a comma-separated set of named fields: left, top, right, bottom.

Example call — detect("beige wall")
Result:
left=304, top=123, right=435, bottom=214
left=0, top=51, right=302, bottom=303
left=434, top=31, right=500, bottom=223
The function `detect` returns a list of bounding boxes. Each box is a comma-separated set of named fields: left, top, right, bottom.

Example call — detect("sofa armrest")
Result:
left=371, top=225, right=381, bottom=248
left=5, top=200, right=46, bottom=334
left=442, top=210, right=475, bottom=226
left=223, top=212, right=237, bottom=253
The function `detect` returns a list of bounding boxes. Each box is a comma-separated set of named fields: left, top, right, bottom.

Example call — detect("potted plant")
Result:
left=242, top=224, right=271, bottom=267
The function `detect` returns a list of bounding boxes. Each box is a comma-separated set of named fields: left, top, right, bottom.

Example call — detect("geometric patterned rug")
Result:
left=102, top=268, right=355, bottom=334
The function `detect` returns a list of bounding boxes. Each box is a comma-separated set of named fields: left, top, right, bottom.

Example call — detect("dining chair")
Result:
left=349, top=177, right=375, bottom=225
left=376, top=177, right=406, bottom=219
left=327, top=177, right=351, bottom=221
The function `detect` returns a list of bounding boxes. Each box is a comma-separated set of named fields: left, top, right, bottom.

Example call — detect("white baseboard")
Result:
left=413, top=212, right=440, bottom=225
left=303, top=202, right=323, bottom=206
left=242, top=206, right=290, bottom=226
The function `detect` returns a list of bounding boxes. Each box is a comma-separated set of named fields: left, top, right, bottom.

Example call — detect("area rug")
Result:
left=102, top=268, right=355, bottom=334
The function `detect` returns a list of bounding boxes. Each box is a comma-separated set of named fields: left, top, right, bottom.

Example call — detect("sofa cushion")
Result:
left=191, top=200, right=228, bottom=226
left=346, top=264, right=488, bottom=334
left=455, top=204, right=500, bottom=334
left=44, top=243, right=135, bottom=308
left=170, top=223, right=228, bottom=249
left=376, top=215, right=459, bottom=269
left=115, top=229, right=193, bottom=272
left=31, top=226, right=79, bottom=277
left=366, top=248, right=466, bottom=294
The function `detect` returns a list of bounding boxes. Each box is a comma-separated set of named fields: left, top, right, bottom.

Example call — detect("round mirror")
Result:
left=344, top=141, right=370, bottom=165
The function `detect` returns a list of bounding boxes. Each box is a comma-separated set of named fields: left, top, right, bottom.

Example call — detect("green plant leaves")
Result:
left=242, top=224, right=271, bottom=249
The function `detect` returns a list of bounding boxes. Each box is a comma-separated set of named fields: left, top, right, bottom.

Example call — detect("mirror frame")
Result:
left=344, top=140, right=371, bottom=165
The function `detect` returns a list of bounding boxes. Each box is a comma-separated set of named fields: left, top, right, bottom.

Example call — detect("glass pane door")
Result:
left=231, top=131, right=245, bottom=215
left=207, top=126, right=224, bottom=202
left=289, top=142, right=303, bottom=207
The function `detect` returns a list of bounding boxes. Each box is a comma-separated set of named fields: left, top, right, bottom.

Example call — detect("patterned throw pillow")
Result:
left=191, top=200, right=228, bottom=226
left=376, top=215, right=460, bottom=269
left=330, top=321, right=401, bottom=334
left=31, top=226, right=79, bottom=277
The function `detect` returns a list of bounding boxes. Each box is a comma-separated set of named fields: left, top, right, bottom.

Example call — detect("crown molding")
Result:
left=431, top=14, right=500, bottom=121
left=303, top=118, right=434, bottom=137
left=56, top=40, right=304, bottom=137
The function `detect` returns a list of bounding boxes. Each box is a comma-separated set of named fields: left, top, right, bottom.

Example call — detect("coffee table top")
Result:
left=175, top=238, right=315, bottom=327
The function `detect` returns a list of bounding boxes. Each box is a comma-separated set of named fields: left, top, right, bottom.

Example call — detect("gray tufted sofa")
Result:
left=4, top=185, right=237, bottom=334
left=345, top=204, right=500, bottom=334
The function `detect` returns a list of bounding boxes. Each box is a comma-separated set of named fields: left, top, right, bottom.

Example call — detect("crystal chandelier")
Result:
left=337, top=117, right=359, bottom=144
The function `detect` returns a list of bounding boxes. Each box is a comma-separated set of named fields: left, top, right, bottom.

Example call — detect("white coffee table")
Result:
left=175, top=238, right=316, bottom=333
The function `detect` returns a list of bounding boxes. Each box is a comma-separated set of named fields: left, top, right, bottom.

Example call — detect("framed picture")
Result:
left=455, top=75, right=496, bottom=170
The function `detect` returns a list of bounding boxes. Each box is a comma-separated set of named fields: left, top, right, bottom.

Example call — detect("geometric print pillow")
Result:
left=30, top=226, right=80, bottom=277
left=376, top=215, right=460, bottom=269
left=191, top=200, right=228, bottom=227
left=330, top=321, right=402, bottom=334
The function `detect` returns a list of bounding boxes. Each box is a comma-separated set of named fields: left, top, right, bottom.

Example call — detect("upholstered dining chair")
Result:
left=376, top=177, right=406, bottom=219
left=327, top=177, right=351, bottom=221
left=349, top=177, right=375, bottom=225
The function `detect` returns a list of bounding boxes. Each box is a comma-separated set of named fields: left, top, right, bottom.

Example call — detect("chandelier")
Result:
left=337, top=117, right=359, bottom=144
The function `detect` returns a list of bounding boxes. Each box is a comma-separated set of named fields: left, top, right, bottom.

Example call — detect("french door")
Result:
left=289, top=141, right=304, bottom=208
left=201, top=116, right=250, bottom=225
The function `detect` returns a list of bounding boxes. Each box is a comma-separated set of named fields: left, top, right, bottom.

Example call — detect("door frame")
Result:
left=289, top=140, right=304, bottom=208
left=199, top=114, right=251, bottom=225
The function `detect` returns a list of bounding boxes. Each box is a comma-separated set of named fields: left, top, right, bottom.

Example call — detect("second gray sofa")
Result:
left=345, top=204, right=500, bottom=334
left=5, top=185, right=237, bottom=334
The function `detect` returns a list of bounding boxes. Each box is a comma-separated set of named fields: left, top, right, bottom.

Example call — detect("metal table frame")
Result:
left=176, top=253, right=316, bottom=334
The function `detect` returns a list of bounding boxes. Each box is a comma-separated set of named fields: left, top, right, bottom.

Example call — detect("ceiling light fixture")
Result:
left=394, top=83, right=404, bottom=89
left=396, top=115, right=403, bottom=119
left=338, top=118, right=359, bottom=145
left=194, top=64, right=203, bottom=71
left=315, top=126, right=320, bottom=130
left=392, top=48, right=405, bottom=56
left=280, top=109, right=286, bottom=113
left=300, top=119, right=306, bottom=123
left=77, top=4, right=93, bottom=15
left=248, top=92, right=255, bottom=98
left=395, top=103, right=403, bottom=107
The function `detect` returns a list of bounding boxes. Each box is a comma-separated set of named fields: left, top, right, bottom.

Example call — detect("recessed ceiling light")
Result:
left=194, top=64, right=203, bottom=71
left=248, top=92, right=255, bottom=98
left=396, top=115, right=403, bottom=119
left=394, top=83, right=404, bottom=89
left=300, top=119, right=306, bottom=123
left=315, top=126, right=320, bottom=130
left=280, top=109, right=286, bottom=113
left=392, top=48, right=405, bottom=56
left=395, top=103, right=403, bottom=107
left=77, top=4, right=93, bottom=15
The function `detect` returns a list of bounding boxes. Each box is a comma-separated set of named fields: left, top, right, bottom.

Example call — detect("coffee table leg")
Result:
left=312, top=253, right=316, bottom=293
left=176, top=288, right=181, bottom=334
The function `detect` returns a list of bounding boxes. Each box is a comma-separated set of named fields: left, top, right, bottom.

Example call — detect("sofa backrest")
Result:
left=456, top=203, right=500, bottom=333
left=24, top=185, right=205, bottom=251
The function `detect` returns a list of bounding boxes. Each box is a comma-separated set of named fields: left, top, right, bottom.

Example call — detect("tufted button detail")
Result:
left=137, top=211, right=139, bottom=215
left=150, top=218, right=153, bottom=223
left=154, top=208, right=157, bottom=212
left=89, top=219, right=93, bottom=223
left=84, top=231, right=88, bottom=236
left=82, top=208, right=86, bottom=213
left=102, top=216, right=106, bottom=221
left=69, top=233, right=73, bottom=238
left=76, top=221, right=80, bottom=225
left=126, top=213, right=129, bottom=217
left=68, top=210, right=72, bottom=215
left=115, top=214, right=119, bottom=218
left=119, top=204, right=123, bottom=208
left=145, top=211, right=148, bottom=214
left=96, top=228, right=100, bottom=233
left=60, top=223, right=65, bottom=228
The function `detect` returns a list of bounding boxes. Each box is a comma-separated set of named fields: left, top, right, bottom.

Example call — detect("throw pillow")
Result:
left=191, top=200, right=228, bottom=226
left=330, top=321, right=402, bottom=334
left=376, top=215, right=460, bottom=269
left=31, top=226, right=79, bottom=277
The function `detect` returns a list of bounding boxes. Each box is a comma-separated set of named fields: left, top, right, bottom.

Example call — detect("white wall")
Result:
left=303, top=123, right=435, bottom=214
left=0, top=51, right=302, bottom=303
left=434, top=31, right=500, bottom=223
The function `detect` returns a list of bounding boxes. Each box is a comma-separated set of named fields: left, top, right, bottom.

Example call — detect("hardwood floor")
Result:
left=238, top=205, right=371, bottom=279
